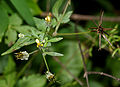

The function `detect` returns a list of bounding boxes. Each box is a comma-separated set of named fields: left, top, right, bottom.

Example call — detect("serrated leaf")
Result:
left=33, top=17, right=47, bottom=32
left=10, top=0, right=34, bottom=26
left=48, top=37, right=63, bottom=42
left=45, top=52, right=63, bottom=56
left=18, top=74, right=46, bottom=87
left=9, top=13, right=22, bottom=25
left=4, top=56, right=16, bottom=87
left=0, top=6, right=9, bottom=42
left=1, top=37, right=31, bottom=56
left=61, top=11, right=72, bottom=23
left=52, top=0, right=64, bottom=18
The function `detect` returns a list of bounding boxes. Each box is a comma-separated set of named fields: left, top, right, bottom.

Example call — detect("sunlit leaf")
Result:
left=48, top=37, right=63, bottom=42
left=45, top=52, right=63, bottom=56
left=61, top=11, right=72, bottom=23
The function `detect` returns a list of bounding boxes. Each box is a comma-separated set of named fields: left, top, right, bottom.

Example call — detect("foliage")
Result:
left=0, top=0, right=120, bottom=87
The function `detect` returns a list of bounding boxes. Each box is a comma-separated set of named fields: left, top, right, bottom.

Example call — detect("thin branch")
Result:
left=75, top=23, right=90, bottom=87
left=52, top=56, right=83, bottom=86
left=41, top=12, right=120, bottom=22
left=87, top=71, right=120, bottom=82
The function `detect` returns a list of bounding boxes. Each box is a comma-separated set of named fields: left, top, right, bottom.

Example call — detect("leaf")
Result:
left=33, top=17, right=47, bottom=32
left=1, top=37, right=32, bottom=56
left=89, top=80, right=104, bottom=87
left=0, top=6, right=9, bottom=42
left=5, top=28, right=17, bottom=46
left=45, top=52, right=64, bottom=56
left=4, top=56, right=16, bottom=87
left=9, top=13, right=23, bottom=25
left=61, top=11, right=72, bottom=23
left=18, top=74, right=46, bottom=87
left=52, top=0, right=64, bottom=18
left=25, top=0, right=42, bottom=15
left=0, top=0, right=13, bottom=14
left=10, top=0, right=34, bottom=26
left=0, top=80, right=7, bottom=87
left=48, top=37, right=63, bottom=42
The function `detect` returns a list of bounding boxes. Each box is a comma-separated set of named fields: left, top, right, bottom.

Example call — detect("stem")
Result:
left=53, top=0, right=71, bottom=35
left=87, top=71, right=120, bottom=82
left=75, top=23, right=90, bottom=87
left=56, top=31, right=90, bottom=36
left=29, top=50, right=38, bottom=55
left=39, top=47, right=50, bottom=72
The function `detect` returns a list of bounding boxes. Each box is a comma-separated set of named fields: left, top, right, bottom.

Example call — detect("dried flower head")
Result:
left=35, top=39, right=44, bottom=47
left=18, top=33, right=24, bottom=38
left=15, top=51, right=29, bottom=60
left=46, top=71, right=55, bottom=81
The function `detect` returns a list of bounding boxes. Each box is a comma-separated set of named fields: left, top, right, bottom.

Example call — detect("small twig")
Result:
left=87, top=71, right=120, bottom=82
left=41, top=12, right=120, bottom=22
left=53, top=0, right=71, bottom=36
left=75, top=23, right=90, bottom=87
left=52, top=56, right=83, bottom=86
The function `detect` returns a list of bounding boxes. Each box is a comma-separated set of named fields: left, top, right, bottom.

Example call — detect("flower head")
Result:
left=45, top=13, right=52, bottom=22
left=15, top=51, right=29, bottom=60
left=46, top=71, right=55, bottom=81
left=18, top=33, right=24, bottom=38
left=35, top=39, right=44, bottom=47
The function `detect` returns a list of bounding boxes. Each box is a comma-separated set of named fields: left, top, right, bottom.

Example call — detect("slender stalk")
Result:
left=75, top=23, right=90, bottom=87
left=29, top=50, right=38, bottom=55
left=56, top=31, right=90, bottom=36
left=40, top=48, right=50, bottom=72
left=88, top=71, right=120, bottom=82
left=53, top=0, right=71, bottom=36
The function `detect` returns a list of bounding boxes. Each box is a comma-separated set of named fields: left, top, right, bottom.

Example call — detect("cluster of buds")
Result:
left=15, top=51, right=29, bottom=60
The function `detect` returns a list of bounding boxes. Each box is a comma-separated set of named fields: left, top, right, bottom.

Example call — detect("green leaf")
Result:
left=25, top=0, right=42, bottom=15
left=33, top=17, right=47, bottom=32
left=10, top=0, right=34, bottom=26
left=48, top=37, right=63, bottom=42
left=1, top=37, right=33, bottom=56
left=5, top=28, right=17, bottom=46
left=18, top=74, right=46, bottom=87
left=61, top=11, right=72, bottom=23
left=0, top=6, right=9, bottom=42
left=0, top=80, right=7, bottom=87
left=9, top=13, right=22, bottom=25
left=52, top=0, right=64, bottom=18
left=45, top=52, right=64, bottom=56
left=0, top=0, right=13, bottom=14
left=4, top=56, right=16, bottom=87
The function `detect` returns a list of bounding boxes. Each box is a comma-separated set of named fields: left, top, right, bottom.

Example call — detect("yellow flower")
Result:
left=45, top=13, right=52, bottom=22
left=35, top=39, right=43, bottom=47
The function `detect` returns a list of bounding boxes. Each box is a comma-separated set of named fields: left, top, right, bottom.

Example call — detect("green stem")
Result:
left=53, top=0, right=71, bottom=35
left=39, top=47, right=50, bottom=72
left=29, top=50, right=38, bottom=55
left=56, top=31, right=90, bottom=36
